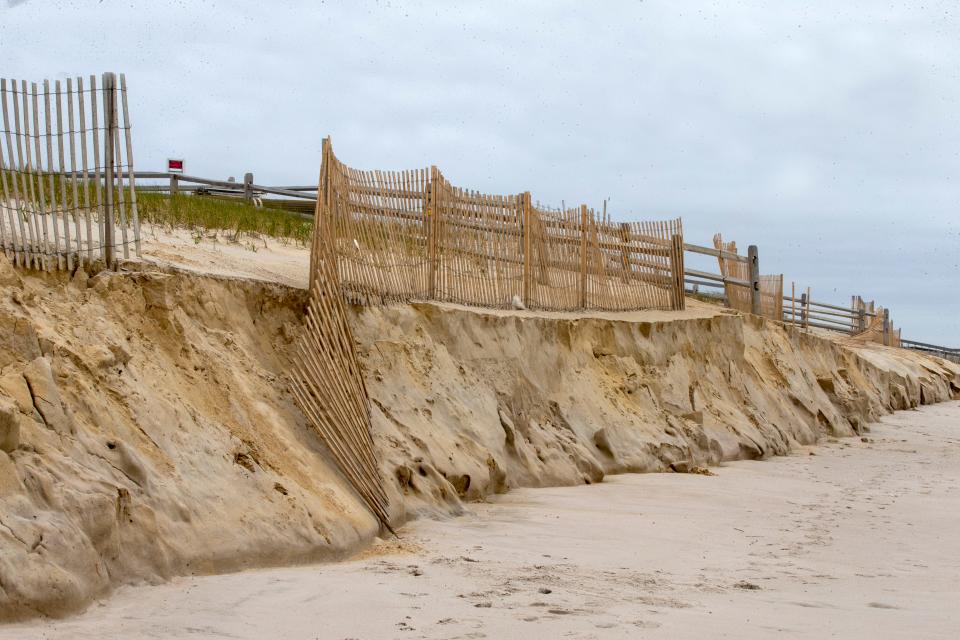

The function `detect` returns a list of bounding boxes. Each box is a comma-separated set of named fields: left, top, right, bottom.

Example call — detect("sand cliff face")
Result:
left=362, top=303, right=960, bottom=522
left=0, top=257, right=957, bottom=621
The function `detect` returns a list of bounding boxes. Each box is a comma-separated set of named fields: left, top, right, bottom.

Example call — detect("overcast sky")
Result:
left=2, top=0, right=957, bottom=343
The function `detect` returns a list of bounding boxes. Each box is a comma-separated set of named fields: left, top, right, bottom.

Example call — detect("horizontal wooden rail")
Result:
left=684, top=267, right=751, bottom=288
left=784, top=307, right=856, bottom=326
left=785, top=306, right=857, bottom=322
left=683, top=243, right=750, bottom=263
left=783, top=295, right=876, bottom=317
left=58, top=169, right=320, bottom=201
left=684, top=277, right=725, bottom=289
left=900, top=339, right=960, bottom=355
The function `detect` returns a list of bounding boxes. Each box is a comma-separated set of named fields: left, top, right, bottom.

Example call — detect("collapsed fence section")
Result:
left=291, top=238, right=393, bottom=533
left=783, top=290, right=901, bottom=347
left=297, top=138, right=686, bottom=528
left=0, top=72, right=140, bottom=271
left=313, top=139, right=685, bottom=312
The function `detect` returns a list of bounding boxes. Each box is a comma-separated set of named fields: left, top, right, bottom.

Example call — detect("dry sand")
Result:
left=137, top=224, right=311, bottom=288
left=4, top=400, right=957, bottom=639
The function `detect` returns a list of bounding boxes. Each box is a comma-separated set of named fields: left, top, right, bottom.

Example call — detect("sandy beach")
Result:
left=4, top=400, right=957, bottom=639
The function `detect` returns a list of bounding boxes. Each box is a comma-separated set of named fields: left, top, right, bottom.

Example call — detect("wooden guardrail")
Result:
left=900, top=339, right=960, bottom=364
left=683, top=241, right=766, bottom=316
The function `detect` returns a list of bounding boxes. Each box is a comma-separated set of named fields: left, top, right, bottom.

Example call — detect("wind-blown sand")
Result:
left=4, top=400, right=958, bottom=639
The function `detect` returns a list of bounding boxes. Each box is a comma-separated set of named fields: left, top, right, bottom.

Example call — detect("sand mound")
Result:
left=0, top=255, right=957, bottom=621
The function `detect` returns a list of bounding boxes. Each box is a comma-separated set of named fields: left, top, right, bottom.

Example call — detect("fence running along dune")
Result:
left=0, top=73, right=140, bottom=270
left=311, top=139, right=686, bottom=313
left=294, top=138, right=688, bottom=528
left=712, top=234, right=782, bottom=321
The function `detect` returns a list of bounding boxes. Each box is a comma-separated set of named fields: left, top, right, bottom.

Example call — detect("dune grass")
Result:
left=136, top=192, right=313, bottom=244
left=1, top=170, right=314, bottom=244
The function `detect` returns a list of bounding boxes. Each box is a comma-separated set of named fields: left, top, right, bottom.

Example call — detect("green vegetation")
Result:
left=136, top=192, right=313, bottom=244
left=1, top=171, right=314, bottom=244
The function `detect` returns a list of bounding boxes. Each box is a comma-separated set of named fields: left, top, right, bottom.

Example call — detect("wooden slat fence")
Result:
left=712, top=233, right=782, bottom=321
left=314, top=139, right=685, bottom=312
left=0, top=72, right=140, bottom=271
left=296, top=138, right=686, bottom=530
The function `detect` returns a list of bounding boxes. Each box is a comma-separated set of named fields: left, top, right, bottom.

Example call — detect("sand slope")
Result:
left=3, top=401, right=957, bottom=639
left=0, top=251, right=957, bottom=621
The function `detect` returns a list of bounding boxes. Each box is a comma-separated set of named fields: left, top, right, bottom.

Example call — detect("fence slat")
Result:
left=55, top=80, right=73, bottom=271
left=119, top=74, right=141, bottom=257
left=66, top=78, right=82, bottom=268
left=0, top=79, right=19, bottom=264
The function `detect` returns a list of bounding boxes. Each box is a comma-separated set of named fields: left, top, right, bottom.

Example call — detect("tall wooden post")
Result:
left=804, top=287, right=811, bottom=328
left=850, top=296, right=858, bottom=335
left=102, top=72, right=116, bottom=268
left=427, top=165, right=438, bottom=299
left=522, top=191, right=532, bottom=308
left=579, top=204, right=588, bottom=309
left=882, top=308, right=890, bottom=346
left=748, top=244, right=761, bottom=316
left=669, top=233, right=685, bottom=311
left=169, top=173, right=179, bottom=196
left=243, top=172, right=253, bottom=201
left=791, top=281, right=796, bottom=325
left=310, top=137, right=330, bottom=291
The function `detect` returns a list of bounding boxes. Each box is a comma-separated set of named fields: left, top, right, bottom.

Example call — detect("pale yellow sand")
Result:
left=4, top=401, right=957, bottom=639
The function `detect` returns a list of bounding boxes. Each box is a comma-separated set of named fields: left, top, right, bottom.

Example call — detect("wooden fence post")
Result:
left=804, top=287, right=811, bottom=328
left=309, top=137, right=329, bottom=291
left=522, top=191, right=532, bottom=308
left=669, top=233, right=685, bottom=311
left=427, top=165, right=438, bottom=299
left=883, top=308, right=890, bottom=346
left=748, top=244, right=761, bottom=316
left=169, top=173, right=179, bottom=196
left=579, top=204, right=587, bottom=309
left=791, top=281, right=796, bottom=325
left=102, top=72, right=116, bottom=268
left=243, top=172, right=253, bottom=201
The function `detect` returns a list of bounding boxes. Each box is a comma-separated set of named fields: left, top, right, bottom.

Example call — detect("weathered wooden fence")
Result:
left=295, top=139, right=687, bottom=529
left=782, top=289, right=901, bottom=347
left=711, top=234, right=782, bottom=321
left=290, top=237, right=393, bottom=532
left=311, top=139, right=686, bottom=312
left=0, top=72, right=140, bottom=270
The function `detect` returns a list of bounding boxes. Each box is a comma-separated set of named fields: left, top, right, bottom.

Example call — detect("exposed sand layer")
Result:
left=137, top=224, right=311, bottom=288
left=0, top=251, right=957, bottom=621
left=3, top=401, right=957, bottom=639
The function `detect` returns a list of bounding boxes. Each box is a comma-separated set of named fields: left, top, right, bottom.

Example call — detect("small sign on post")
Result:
left=167, top=158, right=184, bottom=174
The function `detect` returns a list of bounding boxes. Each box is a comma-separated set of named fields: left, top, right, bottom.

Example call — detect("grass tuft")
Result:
left=137, top=192, right=313, bottom=244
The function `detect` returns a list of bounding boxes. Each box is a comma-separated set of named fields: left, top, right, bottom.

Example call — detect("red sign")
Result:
left=167, top=158, right=184, bottom=174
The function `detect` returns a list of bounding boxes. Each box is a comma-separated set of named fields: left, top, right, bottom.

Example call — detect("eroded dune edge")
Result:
left=0, top=256, right=957, bottom=621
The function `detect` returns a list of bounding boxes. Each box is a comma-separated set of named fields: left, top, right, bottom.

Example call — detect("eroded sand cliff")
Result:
left=0, top=255, right=957, bottom=621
